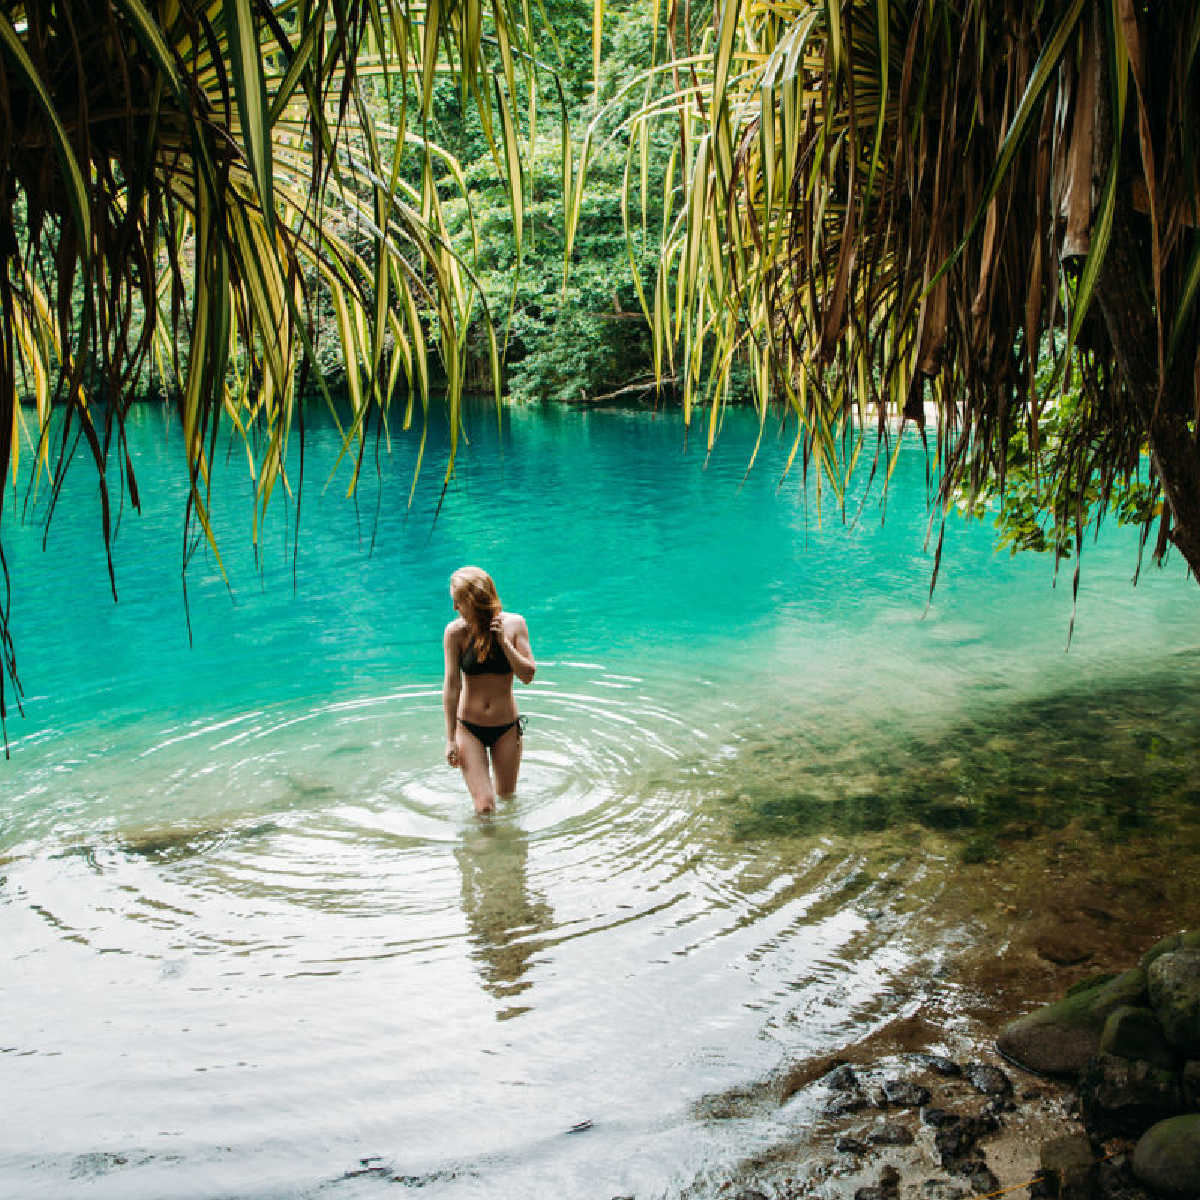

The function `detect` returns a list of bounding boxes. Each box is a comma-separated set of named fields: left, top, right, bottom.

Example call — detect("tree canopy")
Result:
left=3, top=0, right=1200, bottom=739
left=611, top=0, right=1200, bottom=589
left=0, top=0, right=546, bottom=732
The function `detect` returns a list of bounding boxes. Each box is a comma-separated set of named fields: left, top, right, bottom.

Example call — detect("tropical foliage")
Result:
left=0, top=0, right=543, bottom=734
left=609, top=0, right=1200, bottom=591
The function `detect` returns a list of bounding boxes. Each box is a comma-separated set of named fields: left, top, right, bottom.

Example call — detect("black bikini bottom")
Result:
left=459, top=715, right=526, bottom=750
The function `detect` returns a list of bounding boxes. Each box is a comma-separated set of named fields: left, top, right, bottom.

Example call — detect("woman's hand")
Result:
left=490, top=614, right=508, bottom=645
left=446, top=740, right=460, bottom=768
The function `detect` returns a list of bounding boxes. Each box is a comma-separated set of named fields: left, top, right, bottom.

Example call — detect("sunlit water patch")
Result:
left=2, top=400, right=1198, bottom=1197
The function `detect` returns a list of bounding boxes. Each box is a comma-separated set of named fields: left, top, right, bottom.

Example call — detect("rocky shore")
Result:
left=701, top=931, right=1200, bottom=1200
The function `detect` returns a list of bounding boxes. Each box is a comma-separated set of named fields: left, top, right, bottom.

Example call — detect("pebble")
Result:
left=921, top=1106, right=962, bottom=1128
left=964, top=1063, right=1013, bottom=1097
left=915, top=1054, right=962, bottom=1077
left=870, top=1122, right=915, bottom=1146
left=825, top=1064, right=860, bottom=1091
left=968, top=1164, right=1000, bottom=1193
left=922, top=1182, right=969, bottom=1200
left=824, top=1089, right=870, bottom=1117
left=881, top=1078, right=932, bottom=1107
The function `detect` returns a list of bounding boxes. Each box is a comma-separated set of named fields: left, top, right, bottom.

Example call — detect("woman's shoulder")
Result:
left=443, top=616, right=468, bottom=643
left=501, top=611, right=528, bottom=632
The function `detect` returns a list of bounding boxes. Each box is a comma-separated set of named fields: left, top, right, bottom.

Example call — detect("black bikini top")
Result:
left=459, top=635, right=512, bottom=676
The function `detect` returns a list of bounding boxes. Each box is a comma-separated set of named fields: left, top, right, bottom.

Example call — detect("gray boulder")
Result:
left=1147, top=949, right=1200, bottom=1058
left=1099, top=1005, right=1176, bottom=1070
left=1132, top=1114, right=1200, bottom=1199
left=1140, top=930, right=1200, bottom=971
left=996, top=968, right=1148, bottom=1076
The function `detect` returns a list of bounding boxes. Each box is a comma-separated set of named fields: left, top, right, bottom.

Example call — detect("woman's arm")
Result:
left=493, top=614, right=536, bottom=685
left=442, top=624, right=462, bottom=764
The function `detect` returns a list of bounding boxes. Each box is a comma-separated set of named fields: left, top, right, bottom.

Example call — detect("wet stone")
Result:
left=996, top=968, right=1148, bottom=1076
left=825, top=1064, right=860, bottom=1091
left=855, top=1165, right=902, bottom=1200
left=881, top=1078, right=932, bottom=1107
left=734, top=1191, right=770, bottom=1200
left=1037, top=1134, right=1095, bottom=1200
left=921, top=1107, right=963, bottom=1128
left=964, top=1062, right=1013, bottom=1097
left=934, top=1120, right=983, bottom=1172
left=824, top=1088, right=870, bottom=1117
left=1147, top=949, right=1200, bottom=1057
left=967, top=1164, right=1000, bottom=1194
left=921, top=1181, right=968, bottom=1200
left=835, top=1135, right=868, bottom=1154
left=1132, top=1114, right=1200, bottom=1199
left=869, top=1122, right=914, bottom=1146
left=914, top=1053, right=961, bottom=1077
left=1140, top=930, right=1200, bottom=971
left=1078, top=1053, right=1183, bottom=1138
left=1100, top=1005, right=1176, bottom=1070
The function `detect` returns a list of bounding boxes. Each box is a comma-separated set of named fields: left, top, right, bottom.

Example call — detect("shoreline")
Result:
left=699, top=817, right=1200, bottom=1199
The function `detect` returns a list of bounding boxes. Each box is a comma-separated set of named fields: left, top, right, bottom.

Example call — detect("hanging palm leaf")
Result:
left=609, top=0, right=1200, bottom=586
left=0, top=0, right=546, bottom=743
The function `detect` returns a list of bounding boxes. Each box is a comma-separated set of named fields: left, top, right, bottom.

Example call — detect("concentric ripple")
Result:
left=1, top=661, right=938, bottom=1200
left=5, top=402, right=1198, bottom=1199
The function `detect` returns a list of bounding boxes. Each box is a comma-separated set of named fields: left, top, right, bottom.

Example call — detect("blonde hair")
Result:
left=450, top=566, right=501, bottom=661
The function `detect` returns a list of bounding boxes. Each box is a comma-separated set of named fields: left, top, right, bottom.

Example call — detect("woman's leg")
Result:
left=490, top=722, right=523, bottom=797
left=456, top=727, right=497, bottom=814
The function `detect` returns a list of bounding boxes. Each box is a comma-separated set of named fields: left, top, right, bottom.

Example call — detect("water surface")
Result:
left=2, top=399, right=1198, bottom=1198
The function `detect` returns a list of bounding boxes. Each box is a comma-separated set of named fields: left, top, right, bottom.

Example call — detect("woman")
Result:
left=443, top=567, right=536, bottom=814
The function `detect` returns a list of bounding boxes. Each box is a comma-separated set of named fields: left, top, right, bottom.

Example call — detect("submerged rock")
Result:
left=1099, top=1006, right=1175, bottom=1070
left=1078, top=1053, right=1183, bottom=1138
left=996, top=968, right=1148, bottom=1076
left=933, top=1117, right=987, bottom=1173
left=824, top=1064, right=861, bottom=1091
left=1132, top=1114, right=1200, bottom=1199
left=964, top=1062, right=1013, bottom=1097
left=914, top=1053, right=962, bottom=1077
left=967, top=1164, right=1000, bottom=1194
left=921, top=1182, right=969, bottom=1200
left=921, top=1106, right=962, bottom=1128
left=869, top=1122, right=915, bottom=1145
left=1147, top=948, right=1200, bottom=1058
left=854, top=1166, right=902, bottom=1200
left=881, top=1078, right=932, bottom=1107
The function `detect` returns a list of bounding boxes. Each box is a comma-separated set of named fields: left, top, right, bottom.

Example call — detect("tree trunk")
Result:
left=1091, top=130, right=1200, bottom=580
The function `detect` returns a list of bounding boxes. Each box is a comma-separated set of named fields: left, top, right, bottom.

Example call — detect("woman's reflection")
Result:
left=455, top=813, right=554, bottom=1019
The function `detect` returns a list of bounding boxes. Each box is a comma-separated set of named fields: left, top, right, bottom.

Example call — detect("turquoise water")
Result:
left=2, top=399, right=1198, bottom=1198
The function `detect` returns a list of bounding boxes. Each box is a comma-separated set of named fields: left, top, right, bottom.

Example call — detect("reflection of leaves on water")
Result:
left=721, top=667, right=1200, bottom=852
left=455, top=820, right=554, bottom=1019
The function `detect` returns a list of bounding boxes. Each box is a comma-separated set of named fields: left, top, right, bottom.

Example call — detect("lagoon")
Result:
left=2, top=399, right=1199, bottom=1198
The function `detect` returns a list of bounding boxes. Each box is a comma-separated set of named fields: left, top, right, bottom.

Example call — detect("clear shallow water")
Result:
left=2, top=400, right=1198, bottom=1198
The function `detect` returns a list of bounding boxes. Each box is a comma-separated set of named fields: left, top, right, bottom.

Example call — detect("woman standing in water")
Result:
left=443, top=567, right=537, bottom=814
